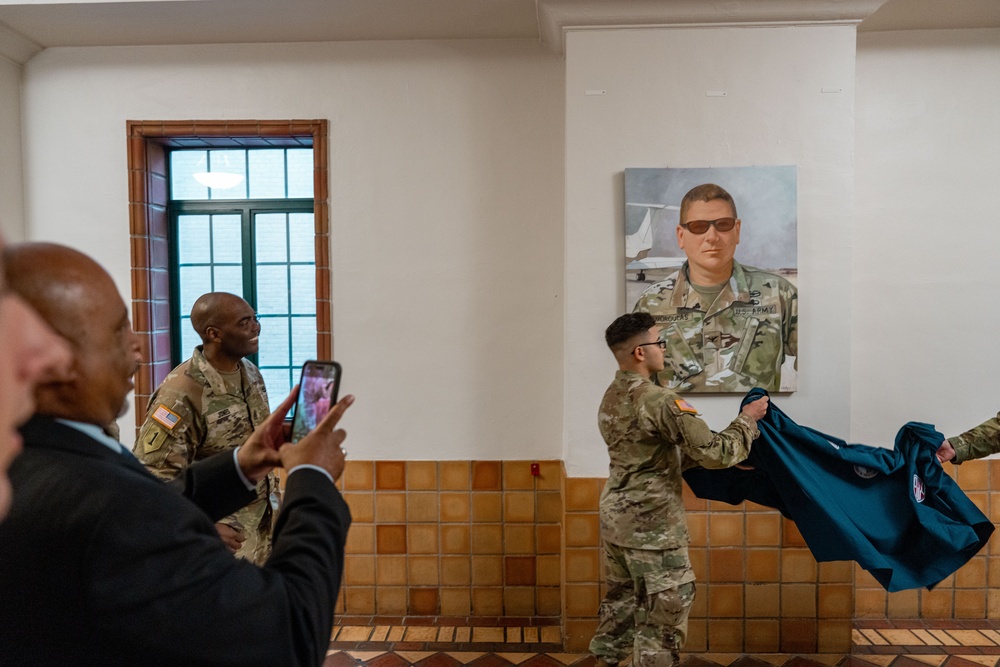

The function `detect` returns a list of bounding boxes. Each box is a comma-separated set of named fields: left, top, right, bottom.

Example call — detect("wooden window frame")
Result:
left=126, top=120, right=331, bottom=429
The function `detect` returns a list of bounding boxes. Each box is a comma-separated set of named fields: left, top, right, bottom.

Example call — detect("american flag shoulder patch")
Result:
left=675, top=399, right=698, bottom=414
left=151, top=405, right=181, bottom=430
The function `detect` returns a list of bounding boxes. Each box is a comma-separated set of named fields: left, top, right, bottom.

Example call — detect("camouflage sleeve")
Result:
left=132, top=393, right=204, bottom=481
left=658, top=399, right=755, bottom=470
left=950, top=412, right=1000, bottom=464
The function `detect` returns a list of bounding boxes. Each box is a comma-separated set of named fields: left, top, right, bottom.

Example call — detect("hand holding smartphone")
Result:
left=290, top=360, right=342, bottom=443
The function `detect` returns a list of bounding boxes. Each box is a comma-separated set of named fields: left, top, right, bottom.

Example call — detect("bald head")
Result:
left=4, top=243, right=116, bottom=348
left=189, top=292, right=260, bottom=371
left=3, top=243, right=141, bottom=426
left=191, top=293, right=252, bottom=341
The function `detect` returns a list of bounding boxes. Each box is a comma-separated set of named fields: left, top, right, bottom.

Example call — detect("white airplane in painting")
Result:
left=625, top=203, right=684, bottom=281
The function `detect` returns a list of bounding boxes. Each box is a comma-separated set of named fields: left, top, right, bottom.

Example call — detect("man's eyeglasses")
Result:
left=635, top=340, right=667, bottom=352
left=679, top=217, right=737, bottom=235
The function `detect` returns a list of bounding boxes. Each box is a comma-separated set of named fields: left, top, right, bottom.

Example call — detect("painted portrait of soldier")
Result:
left=625, top=166, right=797, bottom=393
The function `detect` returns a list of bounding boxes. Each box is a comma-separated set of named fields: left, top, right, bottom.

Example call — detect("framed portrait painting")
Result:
left=625, top=166, right=797, bottom=393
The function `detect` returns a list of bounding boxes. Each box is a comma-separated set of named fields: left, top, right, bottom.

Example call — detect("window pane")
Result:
left=289, top=265, right=316, bottom=315
left=170, top=151, right=208, bottom=200
left=255, top=214, right=288, bottom=263
left=256, top=265, right=289, bottom=315
left=212, top=214, right=243, bottom=263
left=288, top=213, right=314, bottom=263
left=260, top=367, right=292, bottom=413
left=180, top=317, right=200, bottom=357
left=179, top=266, right=212, bottom=314
left=213, top=265, right=244, bottom=297
left=207, top=150, right=247, bottom=200
left=177, top=215, right=211, bottom=264
left=291, top=317, right=317, bottom=367
left=248, top=150, right=286, bottom=199
left=170, top=143, right=318, bottom=382
left=287, top=149, right=313, bottom=198
left=258, top=316, right=289, bottom=367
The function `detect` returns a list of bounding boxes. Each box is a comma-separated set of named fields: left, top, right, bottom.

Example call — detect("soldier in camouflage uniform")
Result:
left=935, top=413, right=1000, bottom=464
left=133, top=292, right=278, bottom=564
left=633, top=183, right=797, bottom=393
left=590, top=313, right=768, bottom=667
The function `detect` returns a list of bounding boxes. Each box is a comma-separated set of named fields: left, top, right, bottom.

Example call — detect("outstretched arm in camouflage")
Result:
left=741, top=396, right=769, bottom=422
left=935, top=439, right=956, bottom=464
left=729, top=397, right=767, bottom=470
left=945, top=413, right=1000, bottom=464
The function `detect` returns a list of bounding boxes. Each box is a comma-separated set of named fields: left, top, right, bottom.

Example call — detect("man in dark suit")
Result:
left=0, top=242, right=353, bottom=667
left=0, top=234, right=71, bottom=521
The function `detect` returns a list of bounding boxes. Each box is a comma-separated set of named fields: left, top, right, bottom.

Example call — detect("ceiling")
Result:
left=0, top=0, right=997, bottom=64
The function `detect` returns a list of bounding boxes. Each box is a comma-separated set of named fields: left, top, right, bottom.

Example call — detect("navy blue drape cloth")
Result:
left=682, top=389, right=993, bottom=591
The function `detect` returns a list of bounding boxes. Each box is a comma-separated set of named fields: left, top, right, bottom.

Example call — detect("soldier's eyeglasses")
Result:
left=635, top=341, right=667, bottom=352
left=679, top=217, right=737, bottom=234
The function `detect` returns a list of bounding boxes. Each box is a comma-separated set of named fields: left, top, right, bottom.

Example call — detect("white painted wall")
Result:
left=563, top=26, right=857, bottom=476
left=0, top=56, right=24, bottom=240
left=20, top=39, right=565, bottom=459
left=16, top=27, right=997, bottom=469
left=853, top=29, right=1000, bottom=445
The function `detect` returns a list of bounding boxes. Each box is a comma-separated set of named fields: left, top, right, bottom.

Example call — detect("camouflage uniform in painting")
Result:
left=633, top=261, right=797, bottom=393
left=949, top=413, right=1000, bottom=463
left=590, top=370, right=758, bottom=667
left=133, top=346, right=278, bottom=564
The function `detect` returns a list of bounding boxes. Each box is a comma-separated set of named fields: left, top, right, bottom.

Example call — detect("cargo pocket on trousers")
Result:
left=643, top=566, right=696, bottom=628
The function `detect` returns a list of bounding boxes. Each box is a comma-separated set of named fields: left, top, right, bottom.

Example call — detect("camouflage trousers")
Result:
left=225, top=479, right=278, bottom=565
left=230, top=508, right=273, bottom=565
left=589, top=543, right=696, bottom=667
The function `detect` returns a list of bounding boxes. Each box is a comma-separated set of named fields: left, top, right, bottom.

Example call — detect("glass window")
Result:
left=258, top=315, right=290, bottom=367
left=291, top=317, right=318, bottom=367
left=256, top=265, right=290, bottom=315
left=286, top=149, right=314, bottom=198
left=170, top=151, right=209, bottom=201
left=170, top=148, right=313, bottom=202
left=177, top=215, right=211, bottom=264
left=289, top=265, right=316, bottom=315
left=178, top=266, right=211, bottom=313
left=211, top=215, right=243, bottom=263
left=179, top=318, right=200, bottom=358
left=248, top=150, right=286, bottom=199
left=288, top=213, right=314, bottom=262
left=255, top=213, right=288, bottom=263
left=207, top=150, right=247, bottom=200
left=169, top=147, right=316, bottom=411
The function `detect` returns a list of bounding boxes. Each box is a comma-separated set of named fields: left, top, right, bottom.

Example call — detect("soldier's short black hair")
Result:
left=605, top=312, right=655, bottom=351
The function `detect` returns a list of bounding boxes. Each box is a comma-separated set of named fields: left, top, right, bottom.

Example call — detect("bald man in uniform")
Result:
left=134, top=292, right=277, bottom=563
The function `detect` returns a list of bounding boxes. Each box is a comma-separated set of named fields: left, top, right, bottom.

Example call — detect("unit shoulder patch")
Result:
left=142, top=428, right=171, bottom=454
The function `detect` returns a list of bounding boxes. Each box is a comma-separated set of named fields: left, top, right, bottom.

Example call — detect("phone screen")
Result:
left=290, top=360, right=342, bottom=443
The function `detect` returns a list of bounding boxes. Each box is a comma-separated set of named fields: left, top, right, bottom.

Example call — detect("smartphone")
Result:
left=290, top=360, right=342, bottom=443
